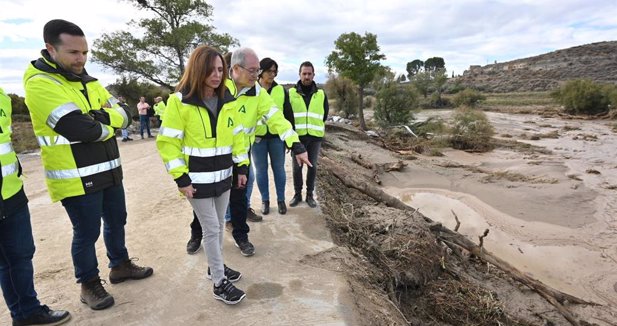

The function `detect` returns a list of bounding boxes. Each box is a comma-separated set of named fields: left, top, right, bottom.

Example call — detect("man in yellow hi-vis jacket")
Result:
left=23, top=19, right=153, bottom=312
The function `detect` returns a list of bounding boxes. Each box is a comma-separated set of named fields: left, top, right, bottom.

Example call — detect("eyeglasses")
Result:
left=265, top=69, right=278, bottom=76
left=238, top=65, right=261, bottom=76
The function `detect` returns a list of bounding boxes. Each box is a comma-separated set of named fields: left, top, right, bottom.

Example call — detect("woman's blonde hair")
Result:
left=176, top=45, right=228, bottom=100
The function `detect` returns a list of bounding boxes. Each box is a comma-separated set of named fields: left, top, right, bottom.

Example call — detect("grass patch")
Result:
left=480, top=91, right=556, bottom=106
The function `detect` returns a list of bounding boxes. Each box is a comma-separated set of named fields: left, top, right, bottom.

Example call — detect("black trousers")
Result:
left=292, top=138, right=322, bottom=195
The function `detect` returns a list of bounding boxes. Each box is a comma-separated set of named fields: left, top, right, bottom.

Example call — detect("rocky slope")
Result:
left=456, top=41, right=617, bottom=92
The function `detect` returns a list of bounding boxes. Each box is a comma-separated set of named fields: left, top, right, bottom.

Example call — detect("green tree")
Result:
left=406, top=59, right=423, bottom=78
left=374, top=78, right=418, bottom=126
left=551, top=79, right=611, bottom=115
left=92, top=0, right=238, bottom=90
left=326, top=32, right=386, bottom=130
left=424, top=57, right=445, bottom=75
left=324, top=74, right=359, bottom=118
left=8, top=93, right=28, bottom=116
left=412, top=71, right=432, bottom=98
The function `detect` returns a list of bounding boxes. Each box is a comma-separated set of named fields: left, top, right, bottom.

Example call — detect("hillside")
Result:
left=456, top=41, right=617, bottom=92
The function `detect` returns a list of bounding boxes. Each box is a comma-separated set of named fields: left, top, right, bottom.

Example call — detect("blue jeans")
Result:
left=292, top=138, right=322, bottom=195
left=139, top=115, right=151, bottom=138
left=252, top=137, right=286, bottom=202
left=61, top=184, right=129, bottom=283
left=0, top=204, right=42, bottom=320
left=121, top=128, right=129, bottom=139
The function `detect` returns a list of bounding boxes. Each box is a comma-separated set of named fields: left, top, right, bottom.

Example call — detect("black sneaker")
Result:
left=289, top=193, right=302, bottom=207
left=121, top=138, right=128, bottom=142
left=306, top=194, right=317, bottom=208
left=213, top=279, right=246, bottom=305
left=277, top=201, right=287, bottom=214
left=247, top=208, right=263, bottom=222
left=234, top=240, right=255, bottom=257
left=261, top=200, right=270, bottom=215
left=186, top=235, right=202, bottom=255
left=206, top=264, right=242, bottom=282
left=12, top=305, right=71, bottom=326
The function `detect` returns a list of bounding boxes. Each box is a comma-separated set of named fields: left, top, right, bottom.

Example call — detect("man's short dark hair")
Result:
left=43, top=19, right=85, bottom=46
left=299, top=61, right=314, bottom=74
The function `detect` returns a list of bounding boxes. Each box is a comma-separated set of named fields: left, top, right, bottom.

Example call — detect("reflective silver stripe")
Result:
left=182, top=146, right=232, bottom=157
left=293, top=112, right=308, bottom=118
left=159, top=127, right=184, bottom=139
left=106, top=97, right=119, bottom=107
left=263, top=107, right=278, bottom=121
left=233, top=125, right=244, bottom=136
left=244, top=126, right=256, bottom=135
left=45, top=158, right=121, bottom=179
left=279, top=129, right=296, bottom=141
left=307, top=112, right=324, bottom=120
left=188, top=167, right=232, bottom=184
left=27, top=74, right=62, bottom=85
left=47, top=103, right=81, bottom=129
left=1, top=161, right=19, bottom=177
left=113, top=107, right=129, bottom=129
left=0, top=142, right=14, bottom=155
left=96, top=123, right=110, bottom=142
left=165, top=158, right=186, bottom=172
left=37, top=135, right=80, bottom=147
left=296, top=124, right=325, bottom=132
left=233, top=153, right=249, bottom=163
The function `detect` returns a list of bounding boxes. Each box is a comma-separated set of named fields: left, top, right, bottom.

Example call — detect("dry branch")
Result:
left=321, top=155, right=598, bottom=326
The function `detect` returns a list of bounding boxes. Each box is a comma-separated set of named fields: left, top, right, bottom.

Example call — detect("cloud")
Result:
left=1, top=0, right=616, bottom=95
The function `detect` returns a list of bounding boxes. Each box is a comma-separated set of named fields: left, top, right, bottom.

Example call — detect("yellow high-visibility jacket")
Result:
left=156, top=90, right=249, bottom=198
left=23, top=51, right=130, bottom=202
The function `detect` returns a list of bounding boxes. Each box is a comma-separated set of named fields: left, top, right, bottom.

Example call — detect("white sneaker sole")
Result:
left=234, top=242, right=255, bottom=257
left=206, top=273, right=242, bottom=283
left=213, top=293, right=246, bottom=305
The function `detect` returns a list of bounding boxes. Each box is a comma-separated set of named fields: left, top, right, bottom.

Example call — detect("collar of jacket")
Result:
left=294, top=80, right=318, bottom=96
left=31, top=49, right=98, bottom=83
left=229, top=78, right=258, bottom=97
left=180, top=88, right=235, bottom=108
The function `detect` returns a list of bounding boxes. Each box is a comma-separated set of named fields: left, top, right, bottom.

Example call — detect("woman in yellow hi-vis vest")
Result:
left=156, top=45, right=248, bottom=305
left=251, top=58, right=294, bottom=215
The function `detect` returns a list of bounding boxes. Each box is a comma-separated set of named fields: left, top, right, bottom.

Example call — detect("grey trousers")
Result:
left=188, top=190, right=230, bottom=286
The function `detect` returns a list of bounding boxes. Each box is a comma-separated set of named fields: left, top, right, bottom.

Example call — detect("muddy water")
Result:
left=389, top=110, right=617, bottom=306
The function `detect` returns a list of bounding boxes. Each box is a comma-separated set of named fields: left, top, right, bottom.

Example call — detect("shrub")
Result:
left=452, top=88, right=486, bottom=107
left=374, top=81, right=418, bottom=126
left=449, top=107, right=494, bottom=152
left=429, top=92, right=451, bottom=108
left=324, top=75, right=359, bottom=118
left=551, top=79, right=611, bottom=115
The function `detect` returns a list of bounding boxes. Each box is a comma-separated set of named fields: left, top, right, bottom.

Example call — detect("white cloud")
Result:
left=1, top=0, right=616, bottom=95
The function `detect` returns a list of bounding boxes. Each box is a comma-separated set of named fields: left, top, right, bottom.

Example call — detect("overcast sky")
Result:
left=1, top=0, right=616, bottom=96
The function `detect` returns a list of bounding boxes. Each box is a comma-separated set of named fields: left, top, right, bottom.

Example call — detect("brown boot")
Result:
left=109, top=259, right=153, bottom=284
left=81, top=277, right=114, bottom=310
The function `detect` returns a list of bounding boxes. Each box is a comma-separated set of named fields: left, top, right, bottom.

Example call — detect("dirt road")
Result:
left=1, top=137, right=358, bottom=325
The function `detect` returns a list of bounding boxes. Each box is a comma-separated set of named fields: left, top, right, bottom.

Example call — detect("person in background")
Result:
left=137, top=96, right=153, bottom=139
left=118, top=96, right=133, bottom=142
left=252, top=58, right=292, bottom=215
left=23, top=19, right=153, bottom=311
left=1, top=87, right=71, bottom=326
left=153, top=96, right=166, bottom=127
left=156, top=45, right=248, bottom=304
left=288, top=61, right=329, bottom=208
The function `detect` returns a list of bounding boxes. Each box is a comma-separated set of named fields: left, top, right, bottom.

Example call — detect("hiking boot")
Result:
left=109, top=259, right=153, bottom=284
left=225, top=221, right=233, bottom=232
left=12, top=305, right=71, bottom=326
left=213, top=279, right=246, bottom=305
left=80, top=277, right=114, bottom=310
left=306, top=193, right=317, bottom=208
left=186, top=235, right=202, bottom=255
left=289, top=193, right=302, bottom=207
left=247, top=208, right=263, bottom=222
left=207, top=264, right=242, bottom=282
left=234, top=240, right=255, bottom=257
left=261, top=200, right=270, bottom=215
left=121, top=138, right=128, bottom=142
left=148, top=135, right=154, bottom=138
left=278, top=201, right=287, bottom=215
left=127, top=137, right=134, bottom=141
